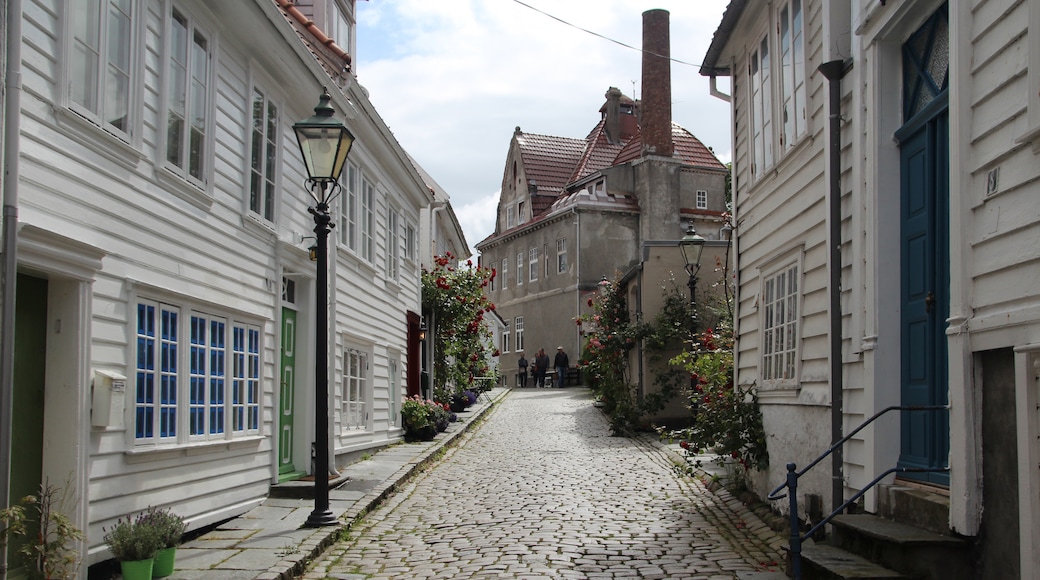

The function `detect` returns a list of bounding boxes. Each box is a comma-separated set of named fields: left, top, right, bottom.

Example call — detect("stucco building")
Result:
left=476, top=10, right=728, bottom=419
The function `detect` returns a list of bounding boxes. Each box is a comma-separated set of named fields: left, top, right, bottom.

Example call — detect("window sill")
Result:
left=125, top=435, right=263, bottom=463
left=156, top=167, right=214, bottom=210
left=756, top=381, right=800, bottom=399
left=55, top=107, right=146, bottom=171
left=1014, top=123, right=1040, bottom=155
left=242, top=212, right=278, bottom=239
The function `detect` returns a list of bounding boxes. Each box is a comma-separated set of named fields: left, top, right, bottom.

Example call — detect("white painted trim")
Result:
left=1014, top=346, right=1040, bottom=580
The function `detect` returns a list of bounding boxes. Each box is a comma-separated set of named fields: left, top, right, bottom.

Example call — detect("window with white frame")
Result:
left=164, top=6, right=212, bottom=184
left=386, top=206, right=400, bottom=281
left=506, top=203, right=515, bottom=229
left=557, top=238, right=567, bottom=273
left=342, top=347, right=368, bottom=431
left=529, top=247, right=538, bottom=282
left=761, top=263, right=799, bottom=385
left=514, top=317, right=525, bottom=352
left=518, top=201, right=526, bottom=224
left=1024, top=1, right=1040, bottom=141
left=388, top=357, right=399, bottom=427
left=231, top=325, right=261, bottom=432
left=696, top=190, right=708, bottom=210
left=502, top=332, right=511, bottom=355
left=749, top=35, right=774, bottom=179
left=778, top=0, right=806, bottom=151
left=361, top=177, right=374, bottom=262
left=340, top=163, right=358, bottom=250
left=404, top=222, right=416, bottom=262
left=543, top=243, right=550, bottom=278
left=135, top=300, right=260, bottom=444
left=516, top=252, right=525, bottom=286
left=501, top=258, right=508, bottom=290
left=328, top=0, right=353, bottom=56
left=248, top=87, right=279, bottom=221
left=68, top=0, right=135, bottom=135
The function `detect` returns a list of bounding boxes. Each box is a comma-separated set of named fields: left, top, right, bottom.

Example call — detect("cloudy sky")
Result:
left=353, top=0, right=732, bottom=253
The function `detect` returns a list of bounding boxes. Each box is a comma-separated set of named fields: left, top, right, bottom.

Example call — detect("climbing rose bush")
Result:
left=421, top=253, right=497, bottom=403
left=670, top=320, right=768, bottom=472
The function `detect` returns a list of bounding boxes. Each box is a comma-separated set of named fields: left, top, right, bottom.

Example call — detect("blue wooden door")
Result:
left=897, top=106, right=950, bottom=485
left=896, top=4, right=950, bottom=486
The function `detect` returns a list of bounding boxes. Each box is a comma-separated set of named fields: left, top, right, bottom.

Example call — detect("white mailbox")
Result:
left=92, top=370, right=127, bottom=428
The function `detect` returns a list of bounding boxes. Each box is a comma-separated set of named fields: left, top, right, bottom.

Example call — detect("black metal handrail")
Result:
left=766, top=405, right=949, bottom=579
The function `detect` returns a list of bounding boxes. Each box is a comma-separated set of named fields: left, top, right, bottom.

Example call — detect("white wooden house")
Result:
left=0, top=0, right=443, bottom=572
left=701, top=1, right=1040, bottom=577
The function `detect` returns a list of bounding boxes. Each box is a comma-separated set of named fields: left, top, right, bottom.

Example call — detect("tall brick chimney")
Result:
left=604, top=87, right=622, bottom=145
left=641, top=9, right=673, bottom=157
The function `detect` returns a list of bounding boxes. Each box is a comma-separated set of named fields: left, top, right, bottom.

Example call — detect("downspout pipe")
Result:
left=1, top=1, right=22, bottom=578
left=819, top=59, right=850, bottom=513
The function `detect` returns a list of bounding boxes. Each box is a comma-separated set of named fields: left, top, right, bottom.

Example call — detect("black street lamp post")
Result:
left=293, top=88, right=355, bottom=528
left=679, top=225, right=706, bottom=338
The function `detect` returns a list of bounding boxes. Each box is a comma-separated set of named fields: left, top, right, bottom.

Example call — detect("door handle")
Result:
left=925, top=291, right=935, bottom=313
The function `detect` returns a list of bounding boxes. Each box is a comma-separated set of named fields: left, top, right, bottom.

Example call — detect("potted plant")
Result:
left=103, top=513, right=163, bottom=580
left=401, top=395, right=436, bottom=441
left=138, top=506, right=185, bottom=578
left=429, top=401, right=450, bottom=432
left=0, top=479, right=84, bottom=580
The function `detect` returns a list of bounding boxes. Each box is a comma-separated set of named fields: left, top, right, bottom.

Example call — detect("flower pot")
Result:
left=449, top=399, right=467, bottom=413
left=120, top=558, right=154, bottom=580
left=153, top=546, right=176, bottom=577
left=418, top=425, right=437, bottom=441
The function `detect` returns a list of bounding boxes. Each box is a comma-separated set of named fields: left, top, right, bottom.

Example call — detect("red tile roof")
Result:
left=272, top=0, right=352, bottom=85
left=571, top=120, right=628, bottom=183
left=514, top=131, right=587, bottom=214
left=614, top=123, right=726, bottom=170
left=673, top=125, right=727, bottom=170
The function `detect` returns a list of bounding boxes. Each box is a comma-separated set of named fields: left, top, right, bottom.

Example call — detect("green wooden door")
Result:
left=278, top=307, right=304, bottom=481
left=7, top=274, right=47, bottom=576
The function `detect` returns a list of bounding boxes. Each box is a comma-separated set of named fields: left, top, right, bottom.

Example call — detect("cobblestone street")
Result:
left=303, top=388, right=784, bottom=579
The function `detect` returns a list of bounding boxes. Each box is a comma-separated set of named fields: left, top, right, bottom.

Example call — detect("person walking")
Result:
left=533, top=348, right=550, bottom=388
left=517, top=352, right=528, bottom=388
left=554, top=346, right=569, bottom=387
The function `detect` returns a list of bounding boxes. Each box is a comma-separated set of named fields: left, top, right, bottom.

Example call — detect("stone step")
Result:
left=876, top=483, right=951, bottom=536
left=792, top=542, right=908, bottom=580
left=268, top=472, right=351, bottom=499
left=830, top=514, right=970, bottom=579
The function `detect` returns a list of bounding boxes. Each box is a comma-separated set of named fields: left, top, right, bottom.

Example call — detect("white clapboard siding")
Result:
left=12, top=0, right=430, bottom=567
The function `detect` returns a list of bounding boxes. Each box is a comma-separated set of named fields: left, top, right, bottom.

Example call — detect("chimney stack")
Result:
left=604, top=87, right=623, bottom=145
left=641, top=9, right=673, bottom=157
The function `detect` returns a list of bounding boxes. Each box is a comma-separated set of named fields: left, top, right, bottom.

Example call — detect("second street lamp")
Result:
left=293, top=87, right=355, bottom=528
left=679, top=225, right=706, bottom=337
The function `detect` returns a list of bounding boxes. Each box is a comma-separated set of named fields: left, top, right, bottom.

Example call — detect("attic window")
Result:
left=517, top=201, right=526, bottom=224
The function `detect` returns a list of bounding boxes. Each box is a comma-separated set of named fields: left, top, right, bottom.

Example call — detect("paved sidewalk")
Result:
left=160, top=387, right=510, bottom=580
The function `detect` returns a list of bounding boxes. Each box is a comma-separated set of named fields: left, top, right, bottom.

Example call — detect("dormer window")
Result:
left=517, top=201, right=525, bottom=224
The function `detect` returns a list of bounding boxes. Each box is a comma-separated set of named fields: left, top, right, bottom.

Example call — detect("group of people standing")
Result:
left=516, top=347, right=569, bottom=388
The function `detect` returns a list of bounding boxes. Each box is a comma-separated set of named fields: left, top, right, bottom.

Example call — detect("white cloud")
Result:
left=453, top=190, right=501, bottom=259
left=356, top=0, right=731, bottom=252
